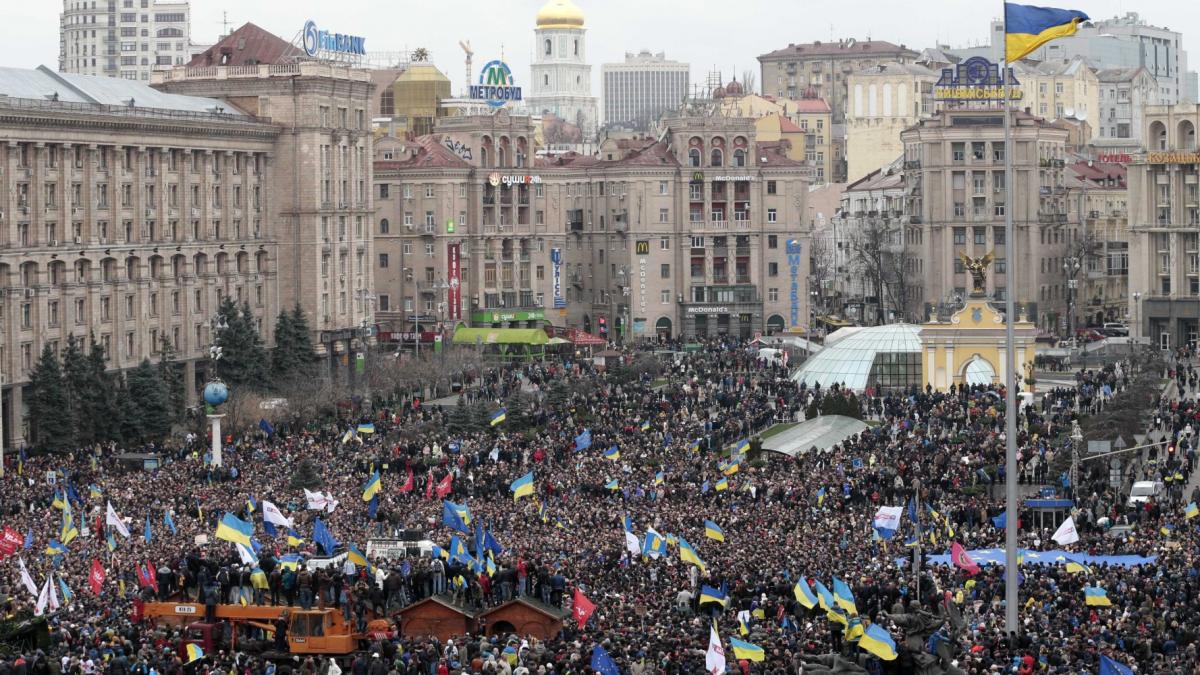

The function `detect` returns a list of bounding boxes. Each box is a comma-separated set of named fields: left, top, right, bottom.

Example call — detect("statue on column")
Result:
left=957, top=251, right=995, bottom=297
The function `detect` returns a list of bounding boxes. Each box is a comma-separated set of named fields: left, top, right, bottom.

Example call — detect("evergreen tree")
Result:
left=85, top=335, right=121, bottom=443
left=447, top=395, right=472, bottom=436
left=290, top=458, right=324, bottom=490
left=288, top=304, right=317, bottom=372
left=213, top=298, right=269, bottom=388
left=157, top=334, right=186, bottom=425
left=60, top=335, right=94, bottom=445
left=504, top=391, right=530, bottom=431
left=271, top=309, right=298, bottom=376
left=28, top=345, right=74, bottom=450
left=113, top=376, right=142, bottom=445
left=470, top=400, right=491, bottom=432
left=128, top=358, right=171, bottom=440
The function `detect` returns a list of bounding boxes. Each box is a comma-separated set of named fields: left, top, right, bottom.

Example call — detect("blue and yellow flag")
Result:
left=714, top=477, right=730, bottom=492
left=605, top=479, right=619, bottom=491
left=728, top=637, right=765, bottom=663
left=510, top=472, right=534, bottom=500
left=106, top=531, right=117, bottom=553
left=287, top=529, right=304, bottom=547
left=814, top=579, right=835, bottom=611
left=1005, top=3, right=1090, bottom=63
left=164, top=511, right=177, bottom=536
left=704, top=519, right=725, bottom=543
left=859, top=624, right=898, bottom=660
left=699, top=585, right=728, bottom=607
left=214, top=512, right=254, bottom=546
left=45, top=540, right=67, bottom=556
left=794, top=577, right=818, bottom=609
left=654, top=471, right=665, bottom=486
left=58, top=576, right=75, bottom=604
left=677, top=536, right=706, bottom=572
left=816, top=487, right=826, bottom=506
left=1186, top=502, right=1199, bottom=520
left=1084, top=586, right=1112, bottom=606
left=490, top=409, right=507, bottom=426
left=640, top=419, right=651, bottom=432
left=604, top=446, right=621, bottom=461
left=185, top=644, right=205, bottom=665
left=89, top=484, right=103, bottom=499
left=61, top=513, right=79, bottom=546
left=361, top=470, right=381, bottom=502
left=357, top=422, right=375, bottom=434
left=833, top=577, right=858, bottom=615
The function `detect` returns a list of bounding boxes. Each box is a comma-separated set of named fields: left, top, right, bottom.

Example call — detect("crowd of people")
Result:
left=1, top=339, right=1197, bottom=674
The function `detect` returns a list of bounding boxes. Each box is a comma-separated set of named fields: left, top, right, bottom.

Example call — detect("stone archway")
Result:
left=962, top=355, right=996, bottom=386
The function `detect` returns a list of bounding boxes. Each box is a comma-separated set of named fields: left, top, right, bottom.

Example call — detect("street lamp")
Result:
left=1132, top=291, right=1142, bottom=357
left=1063, top=256, right=1082, bottom=346
left=1070, top=421, right=1084, bottom=498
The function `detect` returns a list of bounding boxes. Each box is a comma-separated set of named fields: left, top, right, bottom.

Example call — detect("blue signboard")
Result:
left=469, top=60, right=523, bottom=108
left=551, top=247, right=566, bottom=309
left=302, top=20, right=366, bottom=58
left=786, top=239, right=803, bottom=329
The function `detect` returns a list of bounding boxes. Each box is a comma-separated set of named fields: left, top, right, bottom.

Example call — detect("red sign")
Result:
left=0, top=527, right=21, bottom=557
left=447, top=243, right=462, bottom=321
left=89, top=559, right=106, bottom=595
left=1097, top=152, right=1131, bottom=164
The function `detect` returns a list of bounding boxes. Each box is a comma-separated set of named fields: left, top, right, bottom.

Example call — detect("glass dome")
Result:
left=793, top=324, right=923, bottom=391
left=963, top=356, right=996, bottom=385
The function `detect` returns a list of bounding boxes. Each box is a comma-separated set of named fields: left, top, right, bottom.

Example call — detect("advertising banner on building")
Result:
left=551, top=248, right=566, bottom=308
left=787, top=239, right=803, bottom=330
left=447, top=243, right=462, bottom=321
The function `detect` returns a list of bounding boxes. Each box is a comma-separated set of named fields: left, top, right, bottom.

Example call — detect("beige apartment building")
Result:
left=1127, top=105, right=1200, bottom=349
left=0, top=66, right=278, bottom=445
left=1012, top=58, right=1099, bottom=137
left=1066, top=160, right=1129, bottom=327
left=845, top=62, right=939, bottom=182
left=718, top=93, right=833, bottom=184
left=153, top=61, right=377, bottom=370
left=372, top=112, right=812, bottom=343
left=900, top=109, right=1070, bottom=329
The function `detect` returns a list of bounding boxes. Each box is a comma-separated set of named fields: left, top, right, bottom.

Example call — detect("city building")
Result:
left=371, top=111, right=813, bottom=344
left=1127, top=104, right=1200, bottom=349
left=822, top=159, right=910, bottom=325
left=528, top=0, right=599, bottom=139
left=153, top=59, right=377, bottom=376
left=601, top=51, right=689, bottom=132
left=387, top=60, right=452, bottom=137
left=59, top=0, right=208, bottom=81
left=1011, top=58, right=1099, bottom=136
left=758, top=39, right=920, bottom=123
left=1093, top=67, right=1160, bottom=153
left=900, top=108, right=1071, bottom=330
left=1066, top=159, right=1129, bottom=328
left=845, top=62, right=939, bottom=181
left=0, top=65, right=278, bottom=445
left=717, top=92, right=833, bottom=184
left=185, top=22, right=300, bottom=68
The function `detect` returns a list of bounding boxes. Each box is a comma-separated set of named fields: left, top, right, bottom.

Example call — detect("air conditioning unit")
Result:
left=74, top=236, right=82, bottom=244
left=24, top=288, right=35, bottom=298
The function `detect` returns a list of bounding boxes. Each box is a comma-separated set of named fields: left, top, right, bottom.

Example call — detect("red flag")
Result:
left=146, top=560, right=159, bottom=593
left=425, top=469, right=434, bottom=500
left=0, top=527, right=20, bottom=557
left=435, top=473, right=453, bottom=499
left=399, top=467, right=414, bottom=493
left=572, top=588, right=596, bottom=629
left=950, top=542, right=980, bottom=576
left=89, top=559, right=106, bottom=595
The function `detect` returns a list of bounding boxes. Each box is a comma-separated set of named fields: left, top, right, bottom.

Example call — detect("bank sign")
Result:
left=470, top=60, right=523, bottom=108
left=934, top=57, right=1022, bottom=101
left=302, top=20, right=366, bottom=58
left=787, top=239, right=803, bottom=329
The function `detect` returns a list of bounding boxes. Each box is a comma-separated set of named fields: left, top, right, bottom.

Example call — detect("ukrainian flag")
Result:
left=605, top=479, right=620, bottom=491
left=1186, top=502, right=1199, bottom=520
left=362, top=470, right=381, bottom=502
left=89, top=484, right=103, bottom=499
left=1084, top=586, right=1112, bottom=606
left=826, top=606, right=849, bottom=626
left=287, top=529, right=304, bottom=547
left=728, top=637, right=765, bottom=662
left=280, top=554, right=302, bottom=571
left=640, top=419, right=651, bottom=432
left=699, top=585, right=728, bottom=607
left=45, top=540, right=67, bottom=556
left=490, top=409, right=507, bottom=426
left=714, top=477, right=729, bottom=492
left=858, top=624, right=898, bottom=661
left=654, top=471, right=664, bottom=486
left=51, top=491, right=67, bottom=510
left=732, top=439, right=750, bottom=454
left=690, top=439, right=701, bottom=453
left=1065, top=561, right=1092, bottom=575
left=185, top=644, right=205, bottom=664
left=794, top=577, right=818, bottom=609
left=814, top=580, right=835, bottom=611
left=214, top=512, right=254, bottom=546
left=678, top=537, right=706, bottom=572
left=106, top=531, right=117, bottom=553
left=341, top=428, right=356, bottom=444
left=357, top=422, right=375, bottom=434
left=346, top=544, right=370, bottom=569
left=250, top=567, right=269, bottom=589
left=846, top=616, right=864, bottom=641
left=816, top=487, right=826, bottom=506
left=704, top=519, right=725, bottom=543
left=1004, top=3, right=1090, bottom=63
left=833, top=577, right=858, bottom=615
left=61, top=513, right=79, bottom=545
left=721, top=460, right=740, bottom=477
left=510, top=471, right=534, bottom=500
left=604, top=446, right=621, bottom=461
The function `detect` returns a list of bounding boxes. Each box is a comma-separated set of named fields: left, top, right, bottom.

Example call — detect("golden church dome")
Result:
left=536, top=0, right=585, bottom=29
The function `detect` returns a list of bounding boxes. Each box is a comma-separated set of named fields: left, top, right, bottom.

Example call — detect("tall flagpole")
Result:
left=1000, top=5, right=1020, bottom=636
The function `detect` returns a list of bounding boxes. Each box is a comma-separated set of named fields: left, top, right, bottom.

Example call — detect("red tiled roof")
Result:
left=775, top=117, right=804, bottom=133
left=1069, top=160, right=1127, bottom=187
left=759, top=40, right=917, bottom=61
left=789, top=98, right=832, bottom=114
left=186, top=22, right=301, bottom=67
left=601, top=141, right=680, bottom=167
left=755, top=141, right=806, bottom=167
left=374, top=135, right=471, bottom=171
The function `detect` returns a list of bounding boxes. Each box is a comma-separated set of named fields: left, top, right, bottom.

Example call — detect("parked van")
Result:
left=1127, top=480, right=1164, bottom=507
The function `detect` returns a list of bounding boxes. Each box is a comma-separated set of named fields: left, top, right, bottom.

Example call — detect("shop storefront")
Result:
left=682, top=305, right=759, bottom=339
left=470, top=309, right=548, bottom=329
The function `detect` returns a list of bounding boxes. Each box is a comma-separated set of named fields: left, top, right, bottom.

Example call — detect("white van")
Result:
left=1127, top=480, right=1164, bottom=507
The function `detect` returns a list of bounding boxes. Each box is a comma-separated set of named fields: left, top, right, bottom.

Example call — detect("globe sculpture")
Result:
left=203, top=381, right=230, bottom=406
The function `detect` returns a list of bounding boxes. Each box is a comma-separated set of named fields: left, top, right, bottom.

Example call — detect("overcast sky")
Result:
left=6, top=0, right=1198, bottom=96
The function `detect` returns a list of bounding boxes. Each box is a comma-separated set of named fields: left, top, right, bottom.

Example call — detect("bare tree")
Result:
left=848, top=217, right=913, bottom=324
left=740, top=70, right=758, bottom=96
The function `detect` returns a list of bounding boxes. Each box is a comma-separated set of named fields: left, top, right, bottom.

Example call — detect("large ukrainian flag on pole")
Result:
left=1004, top=3, right=1090, bottom=63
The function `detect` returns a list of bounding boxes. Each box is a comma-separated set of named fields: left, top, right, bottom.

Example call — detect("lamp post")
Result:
left=204, top=313, right=230, bottom=468
left=1063, top=256, right=1081, bottom=347
left=1132, top=291, right=1142, bottom=357
left=1070, top=422, right=1084, bottom=499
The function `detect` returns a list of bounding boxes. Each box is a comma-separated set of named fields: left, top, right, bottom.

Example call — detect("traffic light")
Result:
left=598, top=316, right=608, bottom=336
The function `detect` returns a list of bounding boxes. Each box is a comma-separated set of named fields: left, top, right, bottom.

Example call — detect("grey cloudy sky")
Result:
left=6, top=0, right=1198, bottom=95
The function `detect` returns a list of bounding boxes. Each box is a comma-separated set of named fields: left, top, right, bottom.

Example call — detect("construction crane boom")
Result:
left=459, top=40, right=473, bottom=97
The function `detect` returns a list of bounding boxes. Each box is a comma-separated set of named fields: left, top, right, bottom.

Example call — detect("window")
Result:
left=378, top=294, right=390, bottom=311
left=767, top=208, right=777, bottom=223
left=768, top=262, right=779, bottom=277
left=993, top=227, right=1006, bottom=245
left=995, top=258, right=1007, bottom=274
left=659, top=181, right=669, bottom=195
left=659, top=208, right=669, bottom=223
left=661, top=289, right=671, bottom=304
left=953, top=227, right=966, bottom=245
left=767, top=180, right=777, bottom=195
left=380, top=218, right=389, bottom=234
left=660, top=264, right=670, bottom=279
left=379, top=184, right=389, bottom=199
left=660, top=237, right=670, bottom=250
left=952, top=142, right=965, bottom=161
left=425, top=243, right=434, bottom=256
left=691, top=236, right=704, bottom=248
left=379, top=253, right=389, bottom=268
left=768, top=288, right=779, bottom=302
left=973, top=228, right=986, bottom=245
left=768, top=235, right=778, bottom=249
left=424, top=184, right=435, bottom=198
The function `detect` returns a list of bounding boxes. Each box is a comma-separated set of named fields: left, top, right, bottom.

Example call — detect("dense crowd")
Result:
left=1, top=340, right=1198, bottom=674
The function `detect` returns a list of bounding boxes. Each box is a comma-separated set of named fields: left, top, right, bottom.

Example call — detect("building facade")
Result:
left=372, top=113, right=812, bottom=343
left=717, top=93, right=833, bottom=185
left=845, top=62, right=939, bottom=182
left=0, top=66, right=278, bottom=446
left=900, top=109, right=1071, bottom=329
left=1093, top=67, right=1160, bottom=152
left=59, top=0, right=205, bottom=81
left=1066, top=159, right=1129, bottom=328
left=1128, top=105, right=1200, bottom=349
left=758, top=39, right=919, bottom=124
left=528, top=0, right=599, bottom=139
left=153, top=61, right=377, bottom=375
left=601, top=51, right=689, bottom=132
left=1011, top=58, right=1099, bottom=137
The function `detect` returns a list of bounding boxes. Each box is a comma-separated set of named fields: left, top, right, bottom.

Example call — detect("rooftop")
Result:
left=760, top=39, right=918, bottom=61
left=187, top=23, right=301, bottom=68
left=0, top=64, right=244, bottom=117
left=792, top=323, right=923, bottom=391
